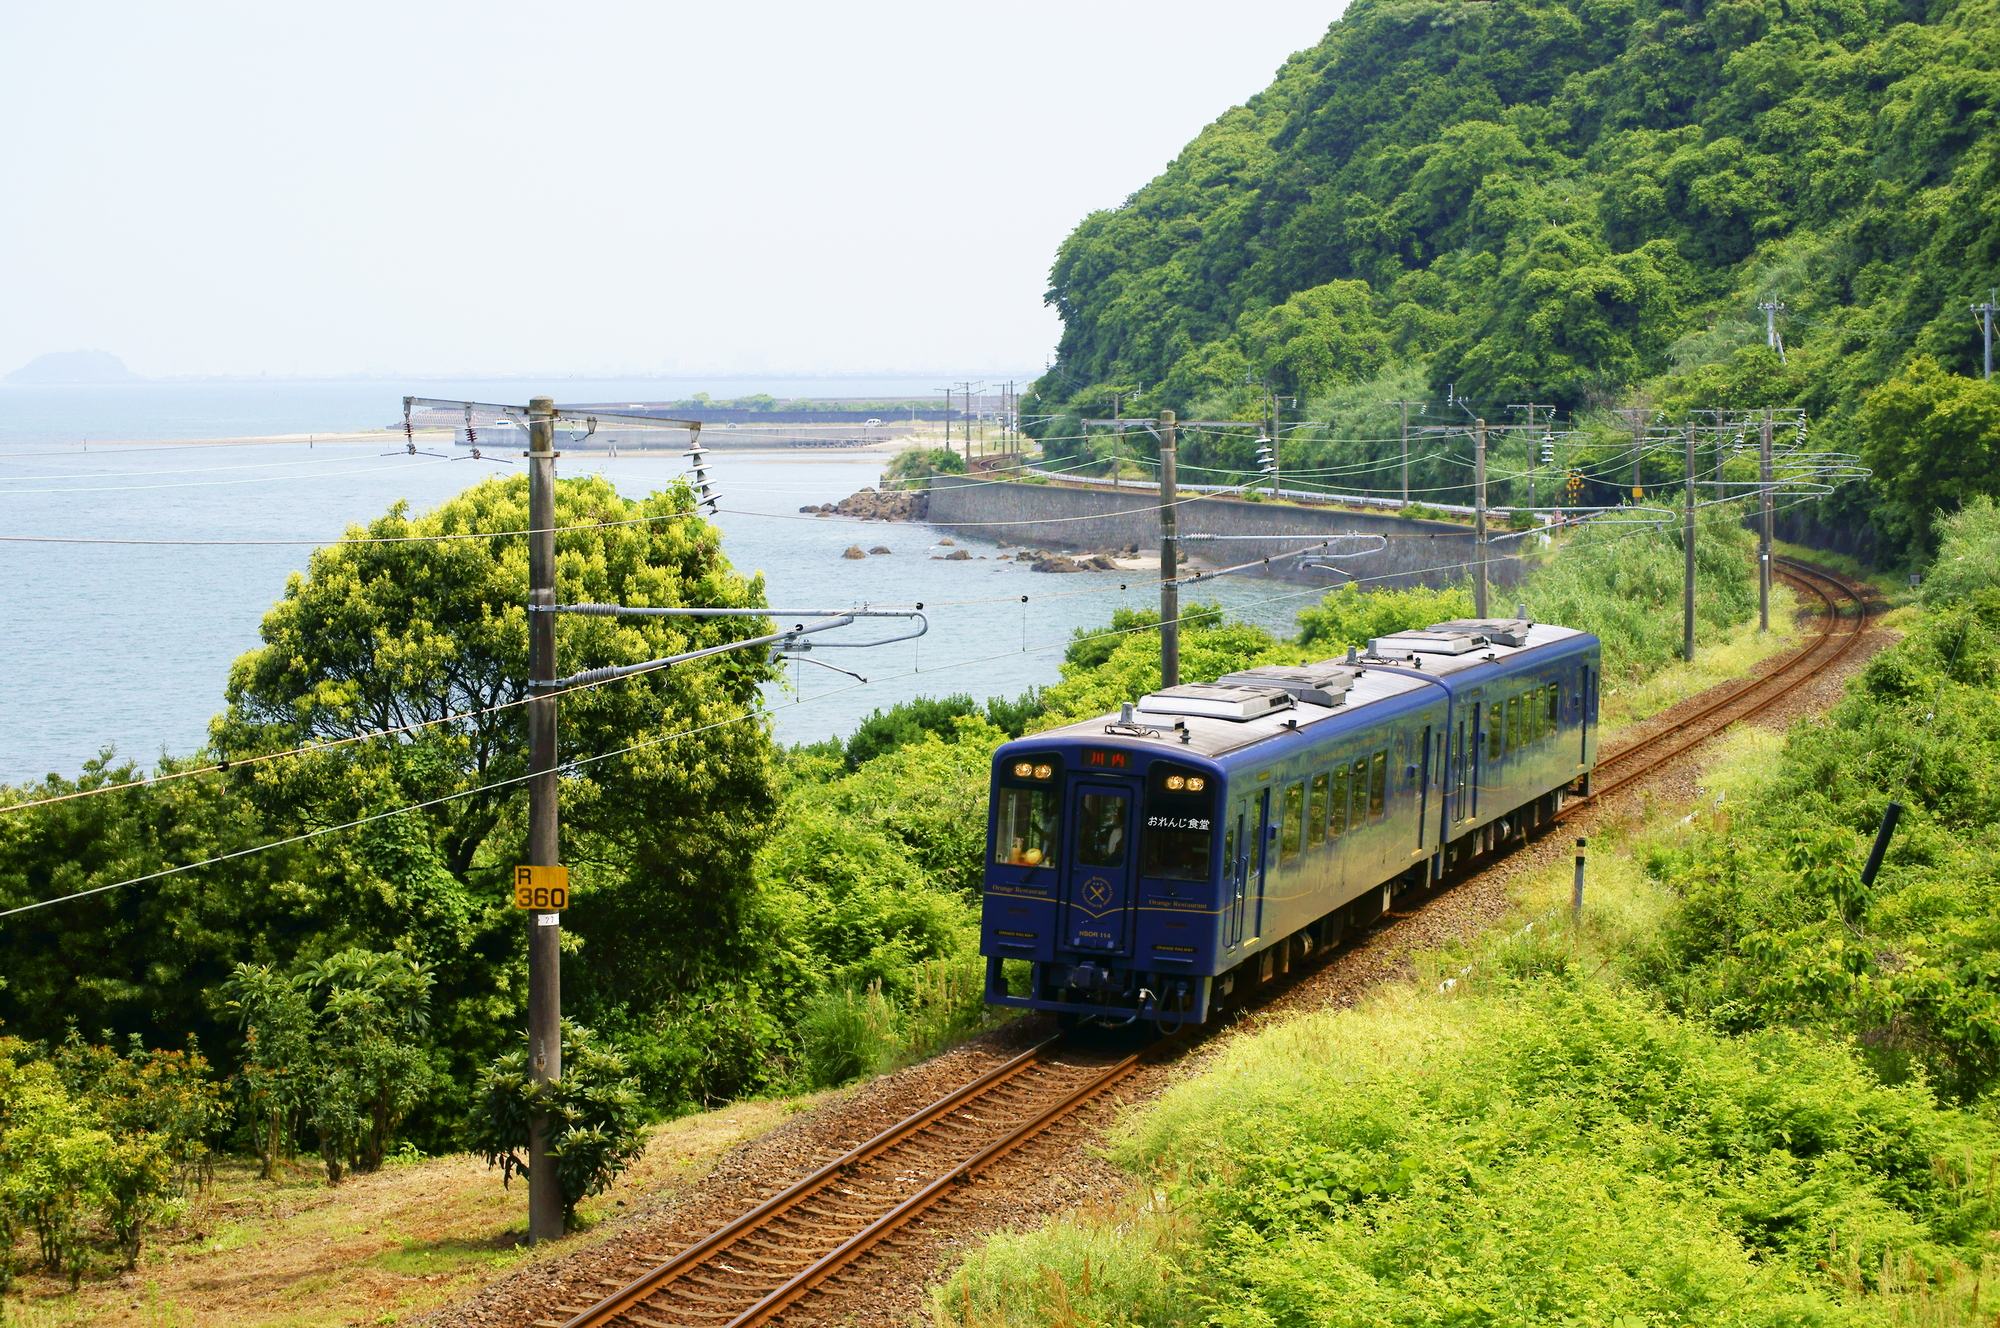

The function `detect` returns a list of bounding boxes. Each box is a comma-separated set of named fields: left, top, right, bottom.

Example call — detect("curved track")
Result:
left=545, top=559, right=1872, bottom=1328
left=1564, top=557, right=1868, bottom=810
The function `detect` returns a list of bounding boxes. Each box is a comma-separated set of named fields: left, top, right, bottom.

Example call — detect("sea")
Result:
left=0, top=379, right=1326, bottom=786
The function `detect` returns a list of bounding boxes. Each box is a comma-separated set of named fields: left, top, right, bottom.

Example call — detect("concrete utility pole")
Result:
left=1759, top=301, right=1787, bottom=365
left=1110, top=392, right=1124, bottom=489
left=1266, top=394, right=1280, bottom=497
left=1683, top=420, right=1698, bottom=663
left=524, top=397, right=564, bottom=1247
left=1759, top=407, right=1774, bottom=633
left=1387, top=400, right=1422, bottom=504
left=1159, top=410, right=1180, bottom=688
left=1473, top=418, right=1489, bottom=618
left=938, top=388, right=952, bottom=451
left=1974, top=291, right=1998, bottom=380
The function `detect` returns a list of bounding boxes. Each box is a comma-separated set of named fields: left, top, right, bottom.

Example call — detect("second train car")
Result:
left=981, top=614, right=1601, bottom=1026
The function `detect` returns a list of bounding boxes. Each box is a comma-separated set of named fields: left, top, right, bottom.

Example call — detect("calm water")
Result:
left=0, top=377, right=988, bottom=447
left=0, top=391, right=1324, bottom=785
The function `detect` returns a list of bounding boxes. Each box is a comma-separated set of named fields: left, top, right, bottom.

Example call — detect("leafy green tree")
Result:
left=1, top=474, right=782, bottom=1134
left=1861, top=356, right=2000, bottom=559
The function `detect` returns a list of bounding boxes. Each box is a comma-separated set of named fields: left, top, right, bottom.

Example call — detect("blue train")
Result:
left=980, top=615, right=1602, bottom=1027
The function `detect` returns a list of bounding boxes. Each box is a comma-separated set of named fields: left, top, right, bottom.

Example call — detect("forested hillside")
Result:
left=1026, top=0, right=2000, bottom=560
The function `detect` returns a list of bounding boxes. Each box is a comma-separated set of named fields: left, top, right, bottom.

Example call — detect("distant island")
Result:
left=5, top=350, right=143, bottom=384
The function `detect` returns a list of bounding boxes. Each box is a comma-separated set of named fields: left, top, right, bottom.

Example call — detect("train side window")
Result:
left=1280, top=782, right=1304, bottom=862
left=1505, top=696, right=1521, bottom=755
left=1549, top=683, right=1562, bottom=734
left=1223, top=819, right=1237, bottom=877
left=1308, top=772, right=1329, bottom=848
left=1368, top=750, right=1387, bottom=819
left=1527, top=689, right=1542, bottom=745
left=1350, top=757, right=1369, bottom=825
left=1487, top=703, right=1502, bottom=762
left=1330, top=766, right=1351, bottom=839
left=995, top=786, right=1059, bottom=866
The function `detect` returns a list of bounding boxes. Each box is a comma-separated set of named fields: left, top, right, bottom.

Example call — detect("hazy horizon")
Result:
left=6, top=1, right=1344, bottom=382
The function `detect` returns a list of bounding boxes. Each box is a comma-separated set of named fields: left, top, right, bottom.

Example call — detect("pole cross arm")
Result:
left=537, top=615, right=855, bottom=689
left=404, top=396, right=703, bottom=430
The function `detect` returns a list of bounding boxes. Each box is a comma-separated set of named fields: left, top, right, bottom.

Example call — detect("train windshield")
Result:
left=995, top=786, right=1059, bottom=866
left=1141, top=761, right=1216, bottom=881
left=1077, top=792, right=1130, bottom=866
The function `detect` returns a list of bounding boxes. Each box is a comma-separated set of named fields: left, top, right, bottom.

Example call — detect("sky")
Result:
left=3, top=1, right=1342, bottom=381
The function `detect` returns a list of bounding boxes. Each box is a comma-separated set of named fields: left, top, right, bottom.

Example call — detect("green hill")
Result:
left=1026, top=0, right=2000, bottom=559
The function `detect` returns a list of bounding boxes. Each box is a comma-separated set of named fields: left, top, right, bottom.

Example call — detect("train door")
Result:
left=1470, top=702, right=1484, bottom=819
left=1416, top=723, right=1434, bottom=848
left=1252, top=787, right=1273, bottom=941
left=1060, top=779, right=1139, bottom=954
left=1579, top=663, right=1595, bottom=765
left=1226, top=795, right=1251, bottom=948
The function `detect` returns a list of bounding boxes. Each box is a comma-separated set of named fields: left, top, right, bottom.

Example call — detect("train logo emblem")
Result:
left=1083, top=876, right=1111, bottom=907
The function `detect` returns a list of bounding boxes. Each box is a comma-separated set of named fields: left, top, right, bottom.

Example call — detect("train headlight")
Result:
left=1033, top=764, right=1053, bottom=780
left=1012, top=762, right=1034, bottom=778
left=1186, top=776, right=1206, bottom=792
left=1165, top=775, right=1185, bottom=791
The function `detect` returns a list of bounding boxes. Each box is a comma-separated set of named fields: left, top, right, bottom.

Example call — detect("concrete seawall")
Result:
left=923, top=475, right=1526, bottom=591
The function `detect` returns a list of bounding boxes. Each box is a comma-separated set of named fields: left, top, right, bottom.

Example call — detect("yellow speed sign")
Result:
left=513, top=865, right=569, bottom=912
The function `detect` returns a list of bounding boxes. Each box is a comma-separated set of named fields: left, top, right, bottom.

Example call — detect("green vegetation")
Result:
left=472, top=1021, right=646, bottom=1231
left=1022, top=0, right=2000, bottom=561
left=881, top=446, right=966, bottom=489
left=0, top=1034, right=221, bottom=1288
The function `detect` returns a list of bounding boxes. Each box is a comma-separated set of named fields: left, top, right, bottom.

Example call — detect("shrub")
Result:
left=1293, top=583, right=1476, bottom=652
left=883, top=447, right=967, bottom=489
left=1921, top=494, right=2000, bottom=606
left=796, top=984, right=899, bottom=1089
left=473, top=1021, right=647, bottom=1232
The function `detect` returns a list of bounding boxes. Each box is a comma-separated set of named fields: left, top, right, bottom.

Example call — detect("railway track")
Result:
left=1564, top=557, right=1869, bottom=810
left=542, top=1041, right=1143, bottom=1328
left=543, top=558, right=1872, bottom=1328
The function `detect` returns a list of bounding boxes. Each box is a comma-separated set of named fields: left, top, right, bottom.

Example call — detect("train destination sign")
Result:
left=513, top=864, right=569, bottom=911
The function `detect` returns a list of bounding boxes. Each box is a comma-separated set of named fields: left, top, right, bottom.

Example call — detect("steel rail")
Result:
left=546, top=1035, right=1145, bottom=1328
left=725, top=1052, right=1145, bottom=1327
left=1563, top=557, right=1867, bottom=810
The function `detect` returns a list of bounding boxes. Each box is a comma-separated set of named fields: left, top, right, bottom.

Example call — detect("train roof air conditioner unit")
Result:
left=1213, top=662, right=1357, bottom=707
left=1136, top=684, right=1296, bottom=722
left=1427, top=617, right=1535, bottom=647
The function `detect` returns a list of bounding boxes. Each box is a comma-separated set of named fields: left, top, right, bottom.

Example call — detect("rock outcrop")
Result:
left=799, top=487, right=929, bottom=521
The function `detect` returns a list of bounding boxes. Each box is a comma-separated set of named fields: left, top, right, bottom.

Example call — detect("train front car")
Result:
left=980, top=614, right=1602, bottom=1029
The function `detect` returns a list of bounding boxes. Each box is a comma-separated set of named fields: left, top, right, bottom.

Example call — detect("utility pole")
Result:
left=1387, top=400, right=1422, bottom=504
left=1159, top=410, right=1180, bottom=688
left=1974, top=291, right=1998, bottom=380
left=938, top=388, right=952, bottom=452
left=1473, top=418, right=1489, bottom=618
left=524, top=396, right=564, bottom=1247
left=1266, top=393, right=1280, bottom=497
left=1759, top=301, right=1786, bottom=365
left=1759, top=407, right=1774, bottom=633
left=1509, top=402, right=1554, bottom=520
left=1683, top=420, right=1697, bottom=663
left=1110, top=392, right=1124, bottom=489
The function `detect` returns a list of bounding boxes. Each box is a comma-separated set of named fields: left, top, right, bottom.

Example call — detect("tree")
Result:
left=1, top=474, right=783, bottom=1136
left=1861, top=356, right=2000, bottom=559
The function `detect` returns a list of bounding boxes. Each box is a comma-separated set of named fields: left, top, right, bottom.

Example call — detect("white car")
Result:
left=864, top=418, right=884, bottom=426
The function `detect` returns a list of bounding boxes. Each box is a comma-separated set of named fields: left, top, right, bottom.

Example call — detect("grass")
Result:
left=0, top=1096, right=822, bottom=1328
left=1598, top=581, right=1801, bottom=737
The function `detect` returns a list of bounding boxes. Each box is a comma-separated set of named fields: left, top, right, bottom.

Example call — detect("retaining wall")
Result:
left=923, top=475, right=1526, bottom=591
